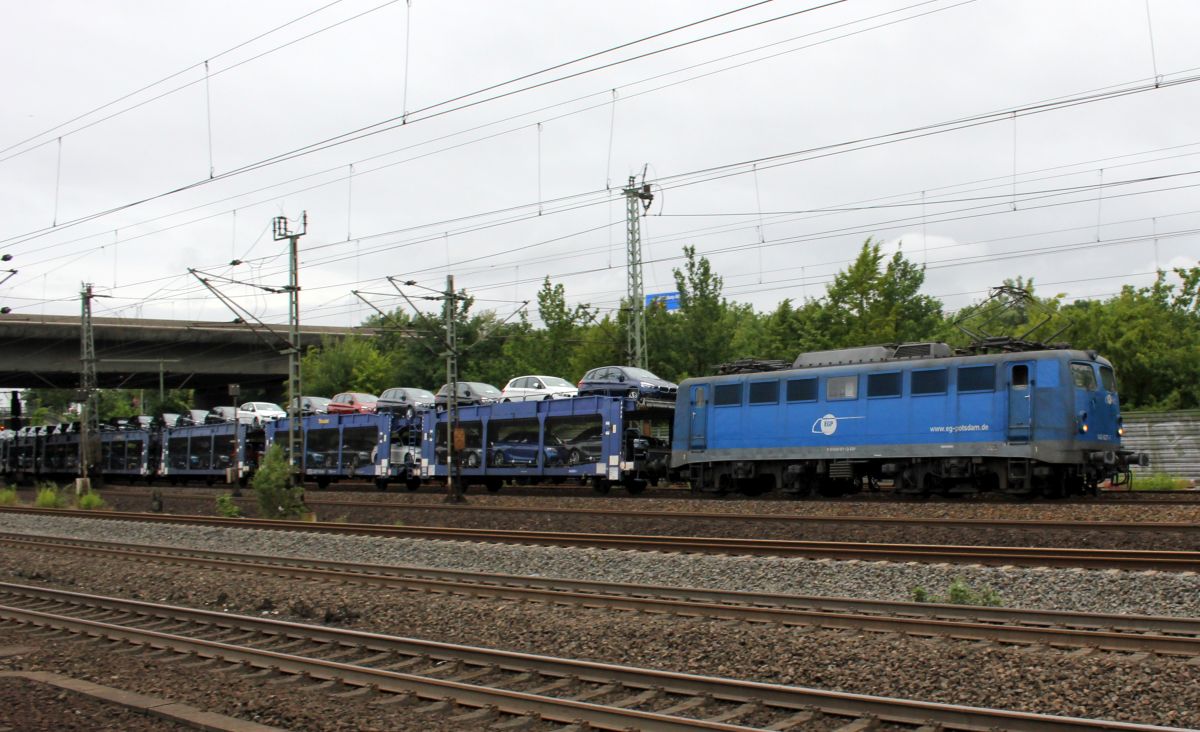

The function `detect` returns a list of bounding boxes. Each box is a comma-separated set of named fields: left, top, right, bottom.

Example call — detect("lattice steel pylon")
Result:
left=79, top=282, right=99, bottom=482
left=624, top=175, right=654, bottom=370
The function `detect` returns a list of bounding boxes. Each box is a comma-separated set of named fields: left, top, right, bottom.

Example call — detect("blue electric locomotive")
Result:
left=671, top=342, right=1145, bottom=497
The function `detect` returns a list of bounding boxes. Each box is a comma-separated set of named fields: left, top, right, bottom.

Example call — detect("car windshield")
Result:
left=253, top=402, right=281, bottom=410
left=540, top=377, right=573, bottom=388
left=622, top=368, right=659, bottom=380
left=352, top=393, right=378, bottom=401
left=409, top=389, right=435, bottom=400
left=469, top=383, right=502, bottom=396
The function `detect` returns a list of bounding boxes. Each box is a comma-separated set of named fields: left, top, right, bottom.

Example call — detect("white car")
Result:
left=500, top=375, right=578, bottom=402
left=238, top=401, right=287, bottom=426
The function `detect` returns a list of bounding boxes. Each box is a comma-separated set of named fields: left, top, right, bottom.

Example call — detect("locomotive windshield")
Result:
left=1070, top=363, right=1098, bottom=390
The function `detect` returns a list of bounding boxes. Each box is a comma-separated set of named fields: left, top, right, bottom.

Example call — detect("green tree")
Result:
left=301, top=335, right=390, bottom=397
left=1064, top=266, right=1200, bottom=409
left=666, top=245, right=736, bottom=379
left=820, top=238, right=943, bottom=347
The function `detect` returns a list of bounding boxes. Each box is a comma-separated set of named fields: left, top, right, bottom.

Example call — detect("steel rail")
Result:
left=0, top=583, right=1190, bottom=732
left=89, top=487, right=1200, bottom=532
left=4, top=532, right=1200, bottom=657
left=3, top=505, right=1199, bottom=570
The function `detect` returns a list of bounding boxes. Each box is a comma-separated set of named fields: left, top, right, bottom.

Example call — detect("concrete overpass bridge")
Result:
left=0, top=314, right=378, bottom=406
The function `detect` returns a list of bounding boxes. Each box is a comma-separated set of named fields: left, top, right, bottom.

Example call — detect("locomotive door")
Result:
left=1006, top=362, right=1032, bottom=443
left=688, top=385, right=708, bottom=450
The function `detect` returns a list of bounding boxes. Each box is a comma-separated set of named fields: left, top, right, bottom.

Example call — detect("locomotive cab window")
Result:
left=1099, top=365, right=1116, bottom=391
left=1071, top=362, right=1098, bottom=390
left=957, top=365, right=996, bottom=393
left=714, top=383, right=743, bottom=406
left=1011, top=364, right=1029, bottom=390
left=867, top=372, right=901, bottom=398
left=786, top=378, right=817, bottom=402
left=826, top=375, right=858, bottom=401
left=911, top=368, right=948, bottom=395
left=748, top=381, right=779, bottom=404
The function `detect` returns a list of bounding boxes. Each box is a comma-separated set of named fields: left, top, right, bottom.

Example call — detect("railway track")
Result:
left=0, top=582, right=1189, bottom=732
left=5, top=531, right=1200, bottom=659
left=68, top=487, right=1200, bottom=535
left=3, top=505, right=1200, bottom=570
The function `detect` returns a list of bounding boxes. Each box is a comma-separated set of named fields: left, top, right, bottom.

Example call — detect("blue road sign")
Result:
left=646, top=291, right=680, bottom=311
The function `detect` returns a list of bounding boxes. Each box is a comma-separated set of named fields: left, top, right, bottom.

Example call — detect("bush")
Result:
left=76, top=490, right=107, bottom=510
left=215, top=493, right=242, bottom=518
left=251, top=444, right=307, bottom=519
left=911, top=578, right=1002, bottom=607
left=1132, top=472, right=1191, bottom=491
left=0, top=487, right=18, bottom=506
left=34, top=484, right=68, bottom=509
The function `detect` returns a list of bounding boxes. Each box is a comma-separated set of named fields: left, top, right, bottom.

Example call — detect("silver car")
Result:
left=500, top=375, right=578, bottom=402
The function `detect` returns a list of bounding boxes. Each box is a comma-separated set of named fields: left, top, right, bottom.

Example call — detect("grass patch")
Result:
left=76, top=490, right=107, bottom=510
left=911, top=578, right=1002, bottom=607
left=1132, top=472, right=1191, bottom=491
left=34, top=484, right=68, bottom=509
left=215, top=493, right=242, bottom=518
left=0, top=487, right=18, bottom=506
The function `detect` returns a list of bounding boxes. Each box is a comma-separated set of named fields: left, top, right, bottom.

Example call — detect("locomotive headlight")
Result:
left=1078, top=411, right=1088, bottom=434
left=1081, top=424, right=1088, bottom=433
left=1118, top=426, right=1125, bottom=437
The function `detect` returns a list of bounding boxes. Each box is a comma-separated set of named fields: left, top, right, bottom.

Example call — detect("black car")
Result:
left=434, top=382, right=502, bottom=409
left=376, top=387, right=436, bottom=417
left=555, top=424, right=603, bottom=465
left=576, top=366, right=677, bottom=400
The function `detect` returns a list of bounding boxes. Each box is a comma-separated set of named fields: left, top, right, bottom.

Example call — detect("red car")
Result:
left=327, top=392, right=378, bottom=414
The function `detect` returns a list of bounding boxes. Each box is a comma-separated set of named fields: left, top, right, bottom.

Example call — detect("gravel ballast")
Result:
left=2, top=512, right=1199, bottom=617
left=1, top=539, right=1198, bottom=729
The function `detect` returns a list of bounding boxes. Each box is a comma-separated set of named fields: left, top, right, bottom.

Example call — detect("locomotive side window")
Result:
left=714, top=383, right=742, bottom=406
left=748, top=381, right=779, bottom=404
left=911, top=368, right=948, bottom=395
left=826, top=375, right=858, bottom=401
left=786, top=378, right=817, bottom=402
left=957, top=365, right=995, bottom=392
left=1099, top=365, right=1116, bottom=391
left=867, top=372, right=901, bottom=398
left=1070, top=363, right=1098, bottom=390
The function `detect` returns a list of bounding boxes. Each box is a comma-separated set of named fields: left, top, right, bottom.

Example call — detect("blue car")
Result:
left=489, top=430, right=564, bottom=467
left=577, top=366, right=677, bottom=400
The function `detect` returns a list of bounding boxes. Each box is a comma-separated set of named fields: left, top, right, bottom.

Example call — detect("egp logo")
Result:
left=810, top=413, right=864, bottom=435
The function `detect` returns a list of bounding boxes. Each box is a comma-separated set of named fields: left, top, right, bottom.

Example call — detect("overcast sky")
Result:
left=1, top=0, right=1198, bottom=329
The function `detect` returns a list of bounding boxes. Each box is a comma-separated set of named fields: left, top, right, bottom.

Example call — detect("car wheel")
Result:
left=626, top=389, right=639, bottom=399
left=543, top=395, right=552, bottom=400
left=465, top=451, right=480, bottom=468
left=404, top=406, right=415, bottom=419
left=568, top=449, right=582, bottom=466
left=491, top=451, right=505, bottom=467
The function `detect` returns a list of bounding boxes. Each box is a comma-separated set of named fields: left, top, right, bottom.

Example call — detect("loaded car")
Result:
left=576, top=366, right=678, bottom=400
left=376, top=387, right=436, bottom=417
left=488, top=430, right=565, bottom=467
left=238, top=402, right=286, bottom=426
left=327, top=392, right=378, bottom=414
left=500, top=375, right=578, bottom=402
left=434, top=382, right=502, bottom=409
left=291, top=396, right=331, bottom=415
